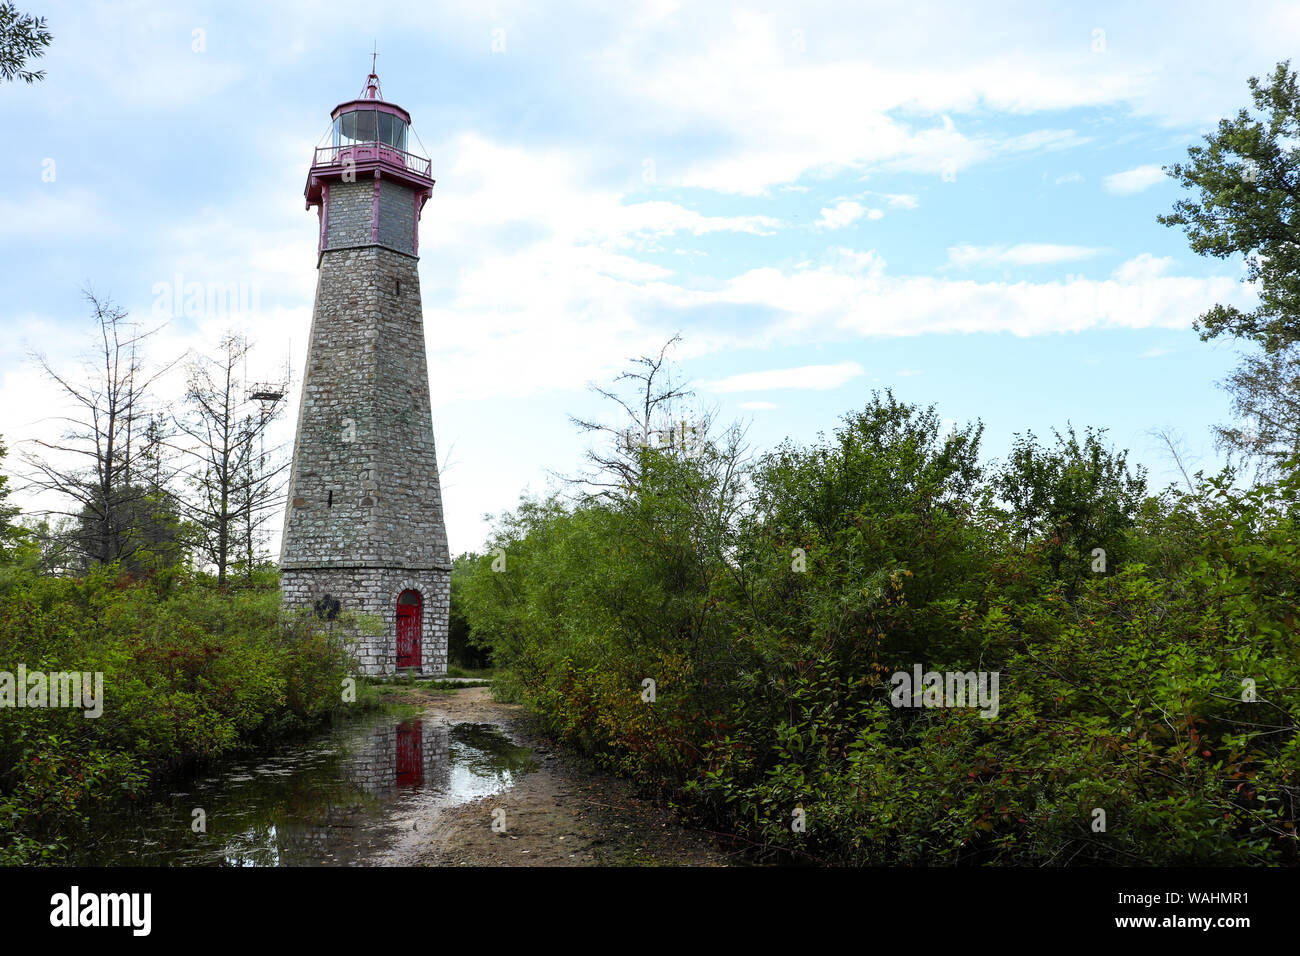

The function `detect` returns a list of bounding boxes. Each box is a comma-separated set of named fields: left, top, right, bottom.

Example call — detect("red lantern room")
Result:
left=304, top=68, right=435, bottom=257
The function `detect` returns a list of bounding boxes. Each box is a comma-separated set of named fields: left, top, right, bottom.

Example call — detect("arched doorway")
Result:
left=396, top=589, right=422, bottom=668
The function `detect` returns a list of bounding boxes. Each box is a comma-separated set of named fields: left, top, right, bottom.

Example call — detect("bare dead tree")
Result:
left=561, top=333, right=753, bottom=563
left=1147, top=425, right=1200, bottom=493
left=174, top=333, right=290, bottom=586
left=563, top=334, right=705, bottom=499
left=229, top=408, right=289, bottom=581
left=19, top=289, right=181, bottom=569
left=435, top=438, right=459, bottom=490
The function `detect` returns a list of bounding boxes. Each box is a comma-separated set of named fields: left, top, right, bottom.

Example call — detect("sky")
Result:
left=0, top=0, right=1289, bottom=558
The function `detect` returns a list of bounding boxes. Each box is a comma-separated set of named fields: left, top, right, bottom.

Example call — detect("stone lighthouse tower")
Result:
left=280, top=68, right=450, bottom=676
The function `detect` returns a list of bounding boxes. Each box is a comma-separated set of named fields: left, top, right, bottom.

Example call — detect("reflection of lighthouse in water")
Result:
left=273, top=718, right=451, bottom=864
left=350, top=719, right=451, bottom=796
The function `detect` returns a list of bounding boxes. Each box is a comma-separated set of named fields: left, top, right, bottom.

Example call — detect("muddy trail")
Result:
left=383, top=686, right=735, bottom=867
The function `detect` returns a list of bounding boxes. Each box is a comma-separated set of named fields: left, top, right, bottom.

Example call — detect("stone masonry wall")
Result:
left=282, top=173, right=449, bottom=676
left=281, top=246, right=450, bottom=571
left=325, top=180, right=373, bottom=248
left=325, top=176, right=418, bottom=256
left=281, top=567, right=449, bottom=675
left=377, top=179, right=415, bottom=253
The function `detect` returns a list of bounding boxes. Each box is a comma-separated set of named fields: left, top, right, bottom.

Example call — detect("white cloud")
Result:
left=421, top=133, right=781, bottom=257
left=692, top=249, right=1253, bottom=342
left=613, top=201, right=781, bottom=238
left=1054, top=171, right=1083, bottom=184
left=817, top=201, right=874, bottom=229
left=41, top=4, right=246, bottom=110
left=1104, top=164, right=1168, bottom=195
left=596, top=10, right=1125, bottom=194
left=856, top=192, right=921, bottom=210
left=948, top=243, right=1104, bottom=268
left=1113, top=253, right=1175, bottom=282
left=706, top=362, right=866, bottom=393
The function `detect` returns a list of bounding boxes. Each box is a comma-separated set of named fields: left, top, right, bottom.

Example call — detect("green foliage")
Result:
left=0, top=436, right=28, bottom=563
left=0, top=3, right=51, bottom=84
left=1160, top=60, right=1300, bottom=352
left=71, top=485, right=199, bottom=577
left=0, top=562, right=354, bottom=863
left=448, top=552, right=491, bottom=670
left=1160, top=60, right=1300, bottom=477
left=455, top=389, right=1300, bottom=865
left=993, top=425, right=1146, bottom=595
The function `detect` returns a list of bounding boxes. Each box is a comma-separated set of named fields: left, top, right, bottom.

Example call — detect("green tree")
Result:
left=1160, top=61, right=1300, bottom=352
left=0, top=436, right=27, bottom=562
left=0, top=3, right=50, bottom=84
left=738, top=389, right=988, bottom=677
left=70, top=483, right=194, bottom=575
left=453, top=384, right=1300, bottom=865
left=993, top=425, right=1146, bottom=594
left=1160, top=61, right=1300, bottom=477
left=1213, top=345, right=1300, bottom=479
left=447, top=551, right=490, bottom=669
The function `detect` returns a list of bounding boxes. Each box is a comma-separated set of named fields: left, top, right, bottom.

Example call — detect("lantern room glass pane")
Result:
left=354, top=109, right=377, bottom=143
left=332, top=109, right=412, bottom=156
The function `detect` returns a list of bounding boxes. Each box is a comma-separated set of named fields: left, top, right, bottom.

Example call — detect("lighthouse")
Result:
left=280, top=68, right=451, bottom=676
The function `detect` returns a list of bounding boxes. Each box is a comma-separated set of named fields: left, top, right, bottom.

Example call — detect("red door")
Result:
left=396, top=720, right=423, bottom=787
left=396, top=590, right=422, bottom=668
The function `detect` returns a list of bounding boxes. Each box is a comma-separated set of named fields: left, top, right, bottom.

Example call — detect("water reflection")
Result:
left=73, top=713, right=537, bottom=867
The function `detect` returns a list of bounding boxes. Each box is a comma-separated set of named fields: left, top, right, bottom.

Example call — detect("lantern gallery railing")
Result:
left=312, top=143, right=432, bottom=179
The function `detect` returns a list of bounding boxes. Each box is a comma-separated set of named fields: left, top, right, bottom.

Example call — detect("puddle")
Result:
left=70, top=711, right=538, bottom=866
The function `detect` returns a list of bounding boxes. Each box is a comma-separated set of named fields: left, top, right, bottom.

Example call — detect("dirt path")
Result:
left=380, top=686, right=736, bottom=867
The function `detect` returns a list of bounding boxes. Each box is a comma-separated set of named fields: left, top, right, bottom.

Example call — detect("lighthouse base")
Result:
left=281, top=567, right=450, bottom=676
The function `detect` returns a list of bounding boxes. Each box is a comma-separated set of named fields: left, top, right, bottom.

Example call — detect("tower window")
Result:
left=327, top=490, right=333, bottom=507
left=394, top=278, right=401, bottom=296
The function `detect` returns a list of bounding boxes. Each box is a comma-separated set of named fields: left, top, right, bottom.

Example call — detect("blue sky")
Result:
left=0, top=0, right=1287, bottom=556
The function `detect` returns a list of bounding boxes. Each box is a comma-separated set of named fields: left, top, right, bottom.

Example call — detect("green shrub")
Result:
left=457, top=392, right=1300, bottom=865
left=0, top=563, right=355, bottom=861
